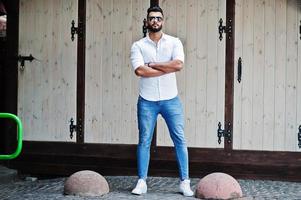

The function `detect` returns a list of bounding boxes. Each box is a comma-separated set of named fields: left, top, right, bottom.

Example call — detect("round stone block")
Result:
left=196, top=172, right=243, bottom=199
left=64, top=170, right=109, bottom=197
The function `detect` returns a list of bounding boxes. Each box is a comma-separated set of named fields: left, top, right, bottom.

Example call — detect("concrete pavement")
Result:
left=1, top=166, right=301, bottom=200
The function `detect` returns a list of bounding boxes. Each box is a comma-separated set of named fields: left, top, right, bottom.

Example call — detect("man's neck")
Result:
left=149, top=31, right=163, bottom=43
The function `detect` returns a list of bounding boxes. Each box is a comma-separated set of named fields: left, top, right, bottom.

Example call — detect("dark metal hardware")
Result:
left=18, top=54, right=35, bottom=70
left=238, top=57, right=242, bottom=83
left=69, top=118, right=82, bottom=139
left=299, top=20, right=301, bottom=40
left=150, top=0, right=159, bottom=7
left=298, top=125, right=301, bottom=148
left=143, top=18, right=147, bottom=38
left=69, top=118, right=76, bottom=139
left=71, top=20, right=83, bottom=41
left=77, top=118, right=83, bottom=140
left=218, top=18, right=232, bottom=41
left=217, top=122, right=232, bottom=144
left=217, top=122, right=223, bottom=144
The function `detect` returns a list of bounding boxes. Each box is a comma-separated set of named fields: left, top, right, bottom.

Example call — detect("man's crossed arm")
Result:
left=134, top=59, right=183, bottom=77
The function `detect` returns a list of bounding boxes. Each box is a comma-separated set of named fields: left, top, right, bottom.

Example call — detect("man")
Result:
left=130, top=6, right=194, bottom=197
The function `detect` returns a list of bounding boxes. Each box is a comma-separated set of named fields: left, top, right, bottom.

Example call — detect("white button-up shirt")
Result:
left=130, top=33, right=185, bottom=101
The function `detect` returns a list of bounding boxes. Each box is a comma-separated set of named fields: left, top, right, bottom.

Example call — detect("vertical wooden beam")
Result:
left=76, top=0, right=86, bottom=143
left=1, top=0, right=19, bottom=155
left=224, top=0, right=235, bottom=150
left=150, top=0, right=159, bottom=7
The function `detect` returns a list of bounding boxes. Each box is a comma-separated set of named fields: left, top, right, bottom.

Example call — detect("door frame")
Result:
left=0, top=0, right=19, bottom=157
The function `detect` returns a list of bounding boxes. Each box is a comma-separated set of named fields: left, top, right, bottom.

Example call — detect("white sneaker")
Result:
left=179, top=179, right=194, bottom=197
left=131, top=179, right=147, bottom=195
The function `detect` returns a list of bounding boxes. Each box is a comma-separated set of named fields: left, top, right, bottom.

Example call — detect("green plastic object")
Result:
left=0, top=113, right=23, bottom=160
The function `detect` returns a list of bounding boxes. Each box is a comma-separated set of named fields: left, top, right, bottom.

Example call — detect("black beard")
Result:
left=147, top=25, right=162, bottom=33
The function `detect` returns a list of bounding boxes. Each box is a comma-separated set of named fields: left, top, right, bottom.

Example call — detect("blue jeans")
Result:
left=137, top=96, right=189, bottom=180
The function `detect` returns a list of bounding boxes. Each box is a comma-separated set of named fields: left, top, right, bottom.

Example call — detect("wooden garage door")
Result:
left=84, top=0, right=149, bottom=144
left=18, top=0, right=78, bottom=141
left=233, top=0, right=301, bottom=151
left=158, top=0, right=226, bottom=148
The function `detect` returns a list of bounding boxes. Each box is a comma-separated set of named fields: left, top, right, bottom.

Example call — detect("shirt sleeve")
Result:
left=130, top=42, right=144, bottom=71
left=172, top=38, right=185, bottom=63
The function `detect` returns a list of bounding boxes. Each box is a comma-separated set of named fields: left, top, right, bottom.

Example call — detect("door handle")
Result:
left=237, top=57, right=242, bottom=83
left=18, top=54, right=35, bottom=70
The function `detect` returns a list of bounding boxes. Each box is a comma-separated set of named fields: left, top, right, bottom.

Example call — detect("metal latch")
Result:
left=18, top=54, right=35, bottom=70
left=71, top=20, right=84, bottom=41
left=298, top=125, right=301, bottom=148
left=69, top=118, right=82, bottom=139
left=217, top=122, right=232, bottom=144
left=218, top=18, right=232, bottom=41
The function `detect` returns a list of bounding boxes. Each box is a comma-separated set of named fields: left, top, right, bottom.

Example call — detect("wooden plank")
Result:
left=111, top=0, right=123, bottom=143
left=195, top=0, right=208, bottom=147
left=130, top=0, right=147, bottom=144
left=285, top=0, right=298, bottom=151
left=251, top=0, right=265, bottom=150
left=216, top=0, right=226, bottom=148
left=101, top=0, right=113, bottom=143
left=223, top=0, right=235, bottom=150
left=274, top=0, right=287, bottom=151
left=184, top=0, right=198, bottom=147
left=122, top=0, right=134, bottom=144
left=262, top=0, right=276, bottom=150
left=233, top=0, right=243, bottom=149
left=205, top=0, right=220, bottom=148
left=298, top=0, right=301, bottom=152
left=85, top=0, right=104, bottom=142
left=163, top=0, right=177, bottom=35
left=241, top=0, right=254, bottom=150
left=76, top=0, right=86, bottom=143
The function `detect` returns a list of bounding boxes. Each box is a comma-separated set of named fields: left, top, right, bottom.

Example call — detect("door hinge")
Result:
left=69, top=118, right=82, bottom=139
left=218, top=18, right=232, bottom=41
left=70, top=20, right=84, bottom=41
left=217, top=122, right=232, bottom=144
left=143, top=18, right=147, bottom=38
left=298, top=125, right=301, bottom=148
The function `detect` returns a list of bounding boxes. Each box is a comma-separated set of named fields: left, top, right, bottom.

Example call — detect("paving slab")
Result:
left=0, top=165, right=18, bottom=184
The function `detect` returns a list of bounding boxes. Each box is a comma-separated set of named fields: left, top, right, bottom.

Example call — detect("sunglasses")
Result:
left=148, top=16, right=163, bottom=22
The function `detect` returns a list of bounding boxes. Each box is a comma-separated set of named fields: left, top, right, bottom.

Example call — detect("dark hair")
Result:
left=147, top=6, right=164, bottom=17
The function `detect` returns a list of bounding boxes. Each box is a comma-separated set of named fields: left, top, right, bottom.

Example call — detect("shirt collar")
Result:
left=146, top=32, right=166, bottom=43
